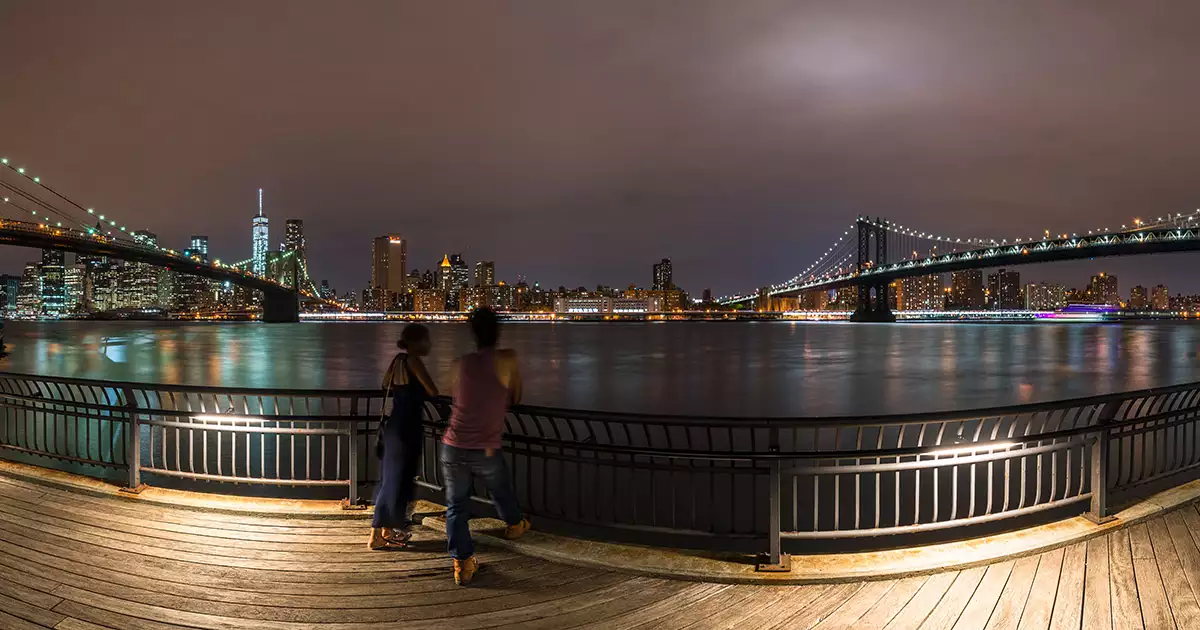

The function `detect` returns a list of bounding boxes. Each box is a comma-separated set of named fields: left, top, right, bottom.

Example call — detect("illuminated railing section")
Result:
left=2, top=372, right=1200, bottom=565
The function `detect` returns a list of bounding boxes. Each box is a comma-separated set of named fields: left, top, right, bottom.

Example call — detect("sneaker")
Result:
left=503, top=517, right=532, bottom=540
left=454, top=556, right=478, bottom=586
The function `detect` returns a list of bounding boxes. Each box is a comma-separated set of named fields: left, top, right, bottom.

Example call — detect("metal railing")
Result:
left=2, top=371, right=1200, bottom=569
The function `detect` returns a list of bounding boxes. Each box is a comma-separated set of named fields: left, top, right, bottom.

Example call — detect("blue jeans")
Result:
left=440, top=443, right=523, bottom=560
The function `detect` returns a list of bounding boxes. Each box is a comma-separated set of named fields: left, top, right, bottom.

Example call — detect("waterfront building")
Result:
left=371, top=235, right=407, bottom=304
left=461, top=286, right=490, bottom=310
left=1152, top=285, right=1170, bottom=311
left=64, top=264, right=87, bottom=313
left=1129, top=285, right=1148, bottom=310
left=189, top=235, right=209, bottom=262
left=1088, top=273, right=1119, bottom=306
left=17, top=263, right=40, bottom=317
left=413, top=288, right=447, bottom=312
left=39, top=249, right=65, bottom=317
left=801, top=290, right=830, bottom=311
left=897, top=275, right=944, bottom=310
left=1025, top=282, right=1068, bottom=311
left=653, top=258, right=673, bottom=291
left=950, top=270, right=985, bottom=309
left=987, top=269, right=1021, bottom=310
left=833, top=286, right=858, bottom=310
left=491, top=282, right=515, bottom=311
left=336, top=291, right=358, bottom=309
left=0, top=274, right=19, bottom=313
left=252, top=189, right=268, bottom=277
left=475, top=261, right=495, bottom=287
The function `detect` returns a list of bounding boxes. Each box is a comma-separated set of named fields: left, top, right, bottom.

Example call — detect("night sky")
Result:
left=3, top=2, right=1200, bottom=297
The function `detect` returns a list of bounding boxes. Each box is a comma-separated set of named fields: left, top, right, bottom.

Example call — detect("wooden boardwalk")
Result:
left=0, top=472, right=1199, bottom=629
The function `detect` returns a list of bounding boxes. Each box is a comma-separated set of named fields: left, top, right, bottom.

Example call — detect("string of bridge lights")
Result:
left=1, top=157, right=139, bottom=240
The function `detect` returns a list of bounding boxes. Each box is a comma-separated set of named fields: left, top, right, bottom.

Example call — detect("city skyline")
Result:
left=5, top=3, right=1200, bottom=295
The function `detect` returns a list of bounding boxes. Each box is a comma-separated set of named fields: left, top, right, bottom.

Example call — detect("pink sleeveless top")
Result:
left=442, top=349, right=509, bottom=450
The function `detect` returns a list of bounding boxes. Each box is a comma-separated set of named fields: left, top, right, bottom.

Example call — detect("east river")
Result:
left=7, top=320, right=1200, bottom=416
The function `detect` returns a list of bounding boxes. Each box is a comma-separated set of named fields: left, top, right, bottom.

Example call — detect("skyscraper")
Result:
left=1152, top=285, right=1170, bottom=311
left=1129, top=285, right=1148, bottom=310
left=190, top=235, right=209, bottom=262
left=653, top=258, right=673, bottom=291
left=0, top=274, right=20, bottom=313
left=131, top=231, right=168, bottom=307
left=1025, top=282, right=1067, bottom=311
left=370, top=235, right=407, bottom=299
left=17, top=263, right=40, bottom=317
left=898, top=274, right=944, bottom=310
left=39, top=249, right=65, bottom=316
left=986, top=269, right=1021, bottom=309
left=475, top=261, right=495, bottom=287
left=252, top=188, right=268, bottom=277
left=950, top=270, right=985, bottom=309
left=1089, top=273, right=1119, bottom=306
left=449, top=254, right=469, bottom=289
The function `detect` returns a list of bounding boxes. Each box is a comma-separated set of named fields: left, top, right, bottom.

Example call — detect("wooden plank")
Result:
left=768, top=582, right=863, bottom=630
left=855, top=576, right=931, bottom=629
left=1048, top=542, right=1087, bottom=629
left=813, top=580, right=902, bottom=630
left=882, top=572, right=959, bottom=630
left=1081, top=536, right=1112, bottom=630
left=1014, top=547, right=1064, bottom=630
left=1132, top=557, right=1175, bottom=629
left=1171, top=508, right=1200, bottom=606
left=673, top=585, right=794, bottom=630
left=919, top=566, right=987, bottom=630
left=1109, top=529, right=1145, bottom=630
left=0, top=609, right=49, bottom=630
left=717, top=584, right=834, bottom=630
left=0, top=571, right=64, bottom=608
left=48, top=600, right=201, bottom=630
left=475, top=576, right=692, bottom=630
left=0, top=590, right=67, bottom=627
left=1148, top=516, right=1200, bottom=629
left=573, top=583, right=730, bottom=630
left=52, top=619, right=115, bottom=630
left=983, top=555, right=1040, bottom=630
left=523, top=580, right=715, bottom=628
left=1129, top=523, right=1155, bottom=560
left=951, top=561, right=1014, bottom=630
left=627, top=583, right=758, bottom=629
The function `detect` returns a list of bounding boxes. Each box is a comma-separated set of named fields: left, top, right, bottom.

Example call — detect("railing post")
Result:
left=120, top=386, right=145, bottom=494
left=758, top=426, right=791, bottom=572
left=343, top=396, right=365, bottom=510
left=1085, top=402, right=1117, bottom=524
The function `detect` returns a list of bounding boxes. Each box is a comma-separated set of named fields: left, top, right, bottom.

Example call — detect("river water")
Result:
left=5, top=320, right=1200, bottom=417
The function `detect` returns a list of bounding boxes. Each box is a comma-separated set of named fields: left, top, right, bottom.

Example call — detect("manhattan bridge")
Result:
left=722, top=212, right=1200, bottom=321
left=0, top=156, right=337, bottom=322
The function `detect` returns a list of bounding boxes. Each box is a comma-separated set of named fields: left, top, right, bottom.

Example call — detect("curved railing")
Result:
left=1, top=371, right=1198, bottom=568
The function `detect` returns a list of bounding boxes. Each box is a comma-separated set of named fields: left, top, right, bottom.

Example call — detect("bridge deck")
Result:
left=0, top=472, right=1196, bottom=629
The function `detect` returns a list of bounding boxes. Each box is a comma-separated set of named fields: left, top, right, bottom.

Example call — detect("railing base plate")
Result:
left=118, top=484, right=147, bottom=495
left=755, top=553, right=792, bottom=573
left=341, top=498, right=368, bottom=511
left=1084, top=512, right=1116, bottom=525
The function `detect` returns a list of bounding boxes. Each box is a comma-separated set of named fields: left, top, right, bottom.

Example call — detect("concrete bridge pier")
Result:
left=262, top=289, right=300, bottom=323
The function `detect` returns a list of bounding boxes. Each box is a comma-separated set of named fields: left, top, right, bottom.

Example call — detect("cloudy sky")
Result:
left=2, top=1, right=1200, bottom=296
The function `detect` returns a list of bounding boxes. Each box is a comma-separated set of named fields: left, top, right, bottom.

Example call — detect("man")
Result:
left=440, top=307, right=531, bottom=585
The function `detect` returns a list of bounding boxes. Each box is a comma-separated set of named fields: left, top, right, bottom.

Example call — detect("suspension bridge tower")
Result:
left=850, top=216, right=896, bottom=322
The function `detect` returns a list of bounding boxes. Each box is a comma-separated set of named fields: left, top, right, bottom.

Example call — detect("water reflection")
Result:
left=6, top=320, right=1200, bottom=416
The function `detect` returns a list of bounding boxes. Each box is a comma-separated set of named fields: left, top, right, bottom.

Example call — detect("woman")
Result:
left=370, top=324, right=439, bottom=550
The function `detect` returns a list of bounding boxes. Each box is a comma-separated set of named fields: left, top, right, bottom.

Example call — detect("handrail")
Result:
left=3, top=371, right=1200, bottom=570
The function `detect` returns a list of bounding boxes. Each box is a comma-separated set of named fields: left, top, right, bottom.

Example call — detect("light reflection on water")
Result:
left=5, top=320, right=1200, bottom=417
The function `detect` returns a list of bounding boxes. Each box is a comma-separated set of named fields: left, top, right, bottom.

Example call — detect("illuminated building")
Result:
left=39, top=249, right=65, bottom=317
left=986, top=269, right=1021, bottom=310
left=369, top=235, right=407, bottom=303
left=64, top=264, right=86, bottom=313
left=128, top=231, right=168, bottom=308
left=475, top=261, right=495, bottom=287
left=190, top=235, right=209, bottom=262
left=0, top=274, right=19, bottom=313
left=653, top=258, right=673, bottom=291
left=1025, top=282, right=1067, bottom=311
left=1129, top=285, right=1147, bottom=310
left=1088, top=273, right=1119, bottom=306
left=252, top=188, right=268, bottom=277
left=462, top=286, right=490, bottom=310
left=319, top=280, right=335, bottom=300
left=449, top=254, right=469, bottom=290
left=834, top=286, right=858, bottom=310
left=490, top=282, right=515, bottom=311
left=413, top=288, right=448, bottom=312
left=17, top=263, right=40, bottom=317
left=1152, top=285, right=1170, bottom=311
left=436, top=255, right=453, bottom=292
left=555, top=295, right=664, bottom=314
left=897, top=275, right=944, bottom=311
left=950, top=270, right=985, bottom=310
left=800, top=290, right=830, bottom=310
